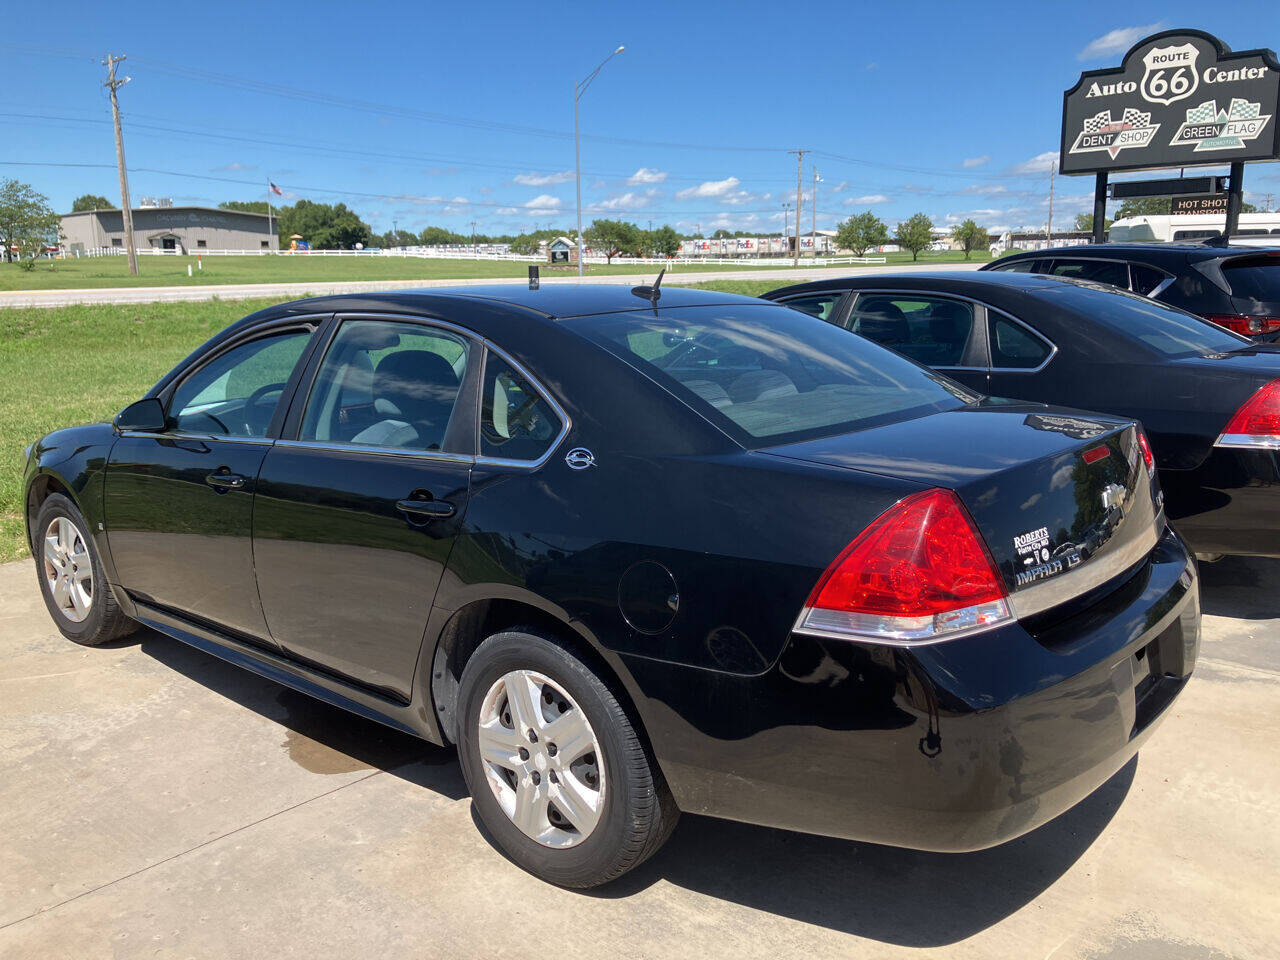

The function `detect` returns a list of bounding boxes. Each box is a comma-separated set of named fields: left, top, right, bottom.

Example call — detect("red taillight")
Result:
left=797, top=488, right=1011, bottom=643
left=1217, top=379, right=1280, bottom=449
left=1136, top=428, right=1156, bottom=477
left=1205, top=314, right=1280, bottom=336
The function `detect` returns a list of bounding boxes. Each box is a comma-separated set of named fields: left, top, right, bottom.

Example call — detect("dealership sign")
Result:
left=1060, top=30, right=1280, bottom=175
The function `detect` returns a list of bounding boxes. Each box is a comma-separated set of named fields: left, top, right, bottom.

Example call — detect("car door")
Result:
left=251, top=315, right=478, bottom=700
left=104, top=321, right=320, bottom=643
left=845, top=291, right=991, bottom=394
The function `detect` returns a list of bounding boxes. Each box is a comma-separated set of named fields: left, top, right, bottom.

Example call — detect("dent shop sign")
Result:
left=1060, top=30, right=1280, bottom=174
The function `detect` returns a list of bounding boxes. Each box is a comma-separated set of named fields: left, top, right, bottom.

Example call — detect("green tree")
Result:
left=419, top=225, right=468, bottom=245
left=0, top=179, right=60, bottom=264
left=585, top=218, right=641, bottom=263
left=893, top=212, right=934, bottom=262
left=649, top=224, right=681, bottom=257
left=71, top=194, right=114, bottom=212
left=950, top=218, right=990, bottom=260
left=219, top=200, right=271, bottom=214
left=276, top=199, right=371, bottom=249
left=836, top=211, right=889, bottom=256
left=509, top=234, right=542, bottom=255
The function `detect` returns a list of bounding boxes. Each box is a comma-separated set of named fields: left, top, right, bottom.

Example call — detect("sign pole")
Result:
left=1092, top=171, right=1108, bottom=244
left=1225, top=162, right=1245, bottom=237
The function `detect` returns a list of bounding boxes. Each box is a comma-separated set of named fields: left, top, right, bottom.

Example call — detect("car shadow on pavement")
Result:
left=136, top=628, right=466, bottom=798
left=587, top=757, right=1137, bottom=947
left=1197, top=555, right=1280, bottom=620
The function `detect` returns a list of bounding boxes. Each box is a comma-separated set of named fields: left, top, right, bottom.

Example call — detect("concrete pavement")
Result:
left=1, top=555, right=1277, bottom=959
left=0, top=261, right=980, bottom=309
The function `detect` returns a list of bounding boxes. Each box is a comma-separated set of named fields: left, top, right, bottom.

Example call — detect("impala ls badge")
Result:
left=565, top=448, right=596, bottom=470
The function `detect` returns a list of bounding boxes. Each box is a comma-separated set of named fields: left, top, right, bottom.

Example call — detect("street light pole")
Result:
left=575, top=45, right=625, bottom=278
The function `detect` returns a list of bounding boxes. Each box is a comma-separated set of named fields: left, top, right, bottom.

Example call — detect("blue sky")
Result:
left=3, top=0, right=1279, bottom=236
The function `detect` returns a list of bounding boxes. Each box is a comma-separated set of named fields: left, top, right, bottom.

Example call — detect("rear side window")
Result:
left=565, top=303, right=977, bottom=447
left=992, top=258, right=1037, bottom=273
left=849, top=294, right=977, bottom=367
left=989, top=316, right=1052, bottom=369
left=778, top=293, right=842, bottom=323
left=1048, top=259, right=1130, bottom=289
left=480, top=354, right=562, bottom=462
left=1223, top=257, right=1280, bottom=302
left=1131, top=264, right=1168, bottom=296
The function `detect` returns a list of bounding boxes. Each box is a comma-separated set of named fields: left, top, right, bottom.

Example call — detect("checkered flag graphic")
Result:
left=1185, top=101, right=1217, bottom=124
left=1121, top=108, right=1150, bottom=127
left=1229, top=98, right=1260, bottom=120
left=1083, top=111, right=1111, bottom=133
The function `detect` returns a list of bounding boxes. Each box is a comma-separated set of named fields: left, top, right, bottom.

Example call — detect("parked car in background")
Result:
left=981, top=243, right=1280, bottom=338
left=24, top=284, right=1197, bottom=887
left=766, top=271, right=1280, bottom=559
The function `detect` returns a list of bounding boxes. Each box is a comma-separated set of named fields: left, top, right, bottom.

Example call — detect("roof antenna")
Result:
left=1201, top=233, right=1232, bottom=247
left=631, top=268, right=665, bottom=305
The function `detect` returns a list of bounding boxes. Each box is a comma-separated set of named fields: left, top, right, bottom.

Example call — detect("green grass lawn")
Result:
left=0, top=249, right=994, bottom=292
left=0, top=269, right=975, bottom=561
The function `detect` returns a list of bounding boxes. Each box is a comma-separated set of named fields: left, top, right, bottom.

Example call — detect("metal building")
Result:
left=59, top=206, right=279, bottom=255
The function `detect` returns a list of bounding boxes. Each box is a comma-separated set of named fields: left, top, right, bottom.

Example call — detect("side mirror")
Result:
left=114, top=398, right=167, bottom=433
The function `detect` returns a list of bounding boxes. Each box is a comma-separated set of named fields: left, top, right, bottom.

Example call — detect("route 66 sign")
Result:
left=1140, top=43, right=1200, bottom=106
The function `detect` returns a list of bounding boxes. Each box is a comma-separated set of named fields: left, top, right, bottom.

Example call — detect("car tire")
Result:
left=34, top=493, right=137, bottom=646
left=456, top=629, right=679, bottom=888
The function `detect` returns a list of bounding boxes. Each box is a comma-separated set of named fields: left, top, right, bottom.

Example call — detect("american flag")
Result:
left=269, top=181, right=283, bottom=196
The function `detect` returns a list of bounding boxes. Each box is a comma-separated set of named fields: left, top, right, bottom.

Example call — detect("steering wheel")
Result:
left=243, top=382, right=287, bottom=434
left=189, top=410, right=230, bottom=434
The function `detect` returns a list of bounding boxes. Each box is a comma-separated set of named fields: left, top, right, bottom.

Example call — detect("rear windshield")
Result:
left=1036, top=279, right=1248, bottom=357
left=564, top=303, right=978, bottom=446
left=1223, top=256, right=1280, bottom=303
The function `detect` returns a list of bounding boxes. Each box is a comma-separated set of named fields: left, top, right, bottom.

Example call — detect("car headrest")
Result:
left=928, top=302, right=970, bottom=344
left=854, top=299, right=910, bottom=343
left=374, top=351, right=459, bottom=423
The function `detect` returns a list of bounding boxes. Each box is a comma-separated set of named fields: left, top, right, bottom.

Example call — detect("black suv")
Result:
left=981, top=243, right=1280, bottom=338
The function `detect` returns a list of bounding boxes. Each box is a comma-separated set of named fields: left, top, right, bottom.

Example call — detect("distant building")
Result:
left=59, top=206, right=279, bottom=255
left=546, top=236, right=577, bottom=264
left=998, top=230, right=1094, bottom=252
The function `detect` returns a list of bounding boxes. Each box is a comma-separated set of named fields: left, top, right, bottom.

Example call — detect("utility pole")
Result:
left=811, top=166, right=821, bottom=257
left=103, top=54, right=138, bottom=275
left=470, top=220, right=478, bottom=257
left=790, top=149, right=807, bottom=266
left=782, top=203, right=790, bottom=255
left=1046, top=160, right=1056, bottom=248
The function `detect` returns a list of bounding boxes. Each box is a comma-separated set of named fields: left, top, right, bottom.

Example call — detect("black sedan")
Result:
left=766, top=271, right=1280, bottom=560
left=982, top=243, right=1280, bottom=337
left=23, top=284, right=1197, bottom=887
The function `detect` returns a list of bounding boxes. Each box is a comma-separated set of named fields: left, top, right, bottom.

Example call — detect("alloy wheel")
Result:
left=43, top=516, right=93, bottom=623
left=476, top=669, right=605, bottom=848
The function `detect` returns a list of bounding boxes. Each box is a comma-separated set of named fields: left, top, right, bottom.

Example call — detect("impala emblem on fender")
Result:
left=565, top=448, right=596, bottom=470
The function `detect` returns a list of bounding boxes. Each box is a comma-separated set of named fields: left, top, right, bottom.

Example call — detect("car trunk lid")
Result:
left=762, top=402, right=1162, bottom=615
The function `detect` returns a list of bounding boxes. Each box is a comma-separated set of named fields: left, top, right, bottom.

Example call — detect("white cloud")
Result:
left=589, top=190, right=656, bottom=212
left=959, top=183, right=1007, bottom=195
left=1078, top=23, right=1164, bottom=61
left=523, top=194, right=562, bottom=212
left=627, top=167, right=668, bottom=185
left=215, top=162, right=257, bottom=172
left=829, top=180, right=849, bottom=194
left=961, top=155, right=990, bottom=169
left=846, top=194, right=890, bottom=205
left=512, top=170, right=575, bottom=186
left=1010, top=151, right=1059, bottom=174
left=676, top=176, right=741, bottom=200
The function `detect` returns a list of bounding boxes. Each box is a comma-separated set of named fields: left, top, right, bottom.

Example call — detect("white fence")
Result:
left=65, top=247, right=887, bottom=267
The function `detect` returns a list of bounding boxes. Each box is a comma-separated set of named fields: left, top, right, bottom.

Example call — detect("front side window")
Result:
left=565, top=303, right=977, bottom=447
left=989, top=316, right=1052, bottom=369
left=480, top=354, right=562, bottom=461
left=779, top=293, right=843, bottom=323
left=169, top=330, right=312, bottom=437
left=300, top=320, right=470, bottom=452
left=991, top=257, right=1037, bottom=273
left=849, top=294, right=977, bottom=367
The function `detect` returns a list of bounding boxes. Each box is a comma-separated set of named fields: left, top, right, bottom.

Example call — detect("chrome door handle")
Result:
left=396, top=498, right=456, bottom=519
left=206, top=472, right=247, bottom=490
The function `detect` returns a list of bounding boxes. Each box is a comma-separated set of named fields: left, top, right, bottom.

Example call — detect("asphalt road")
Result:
left=0, top=261, right=981, bottom=308
left=2, top=555, right=1276, bottom=960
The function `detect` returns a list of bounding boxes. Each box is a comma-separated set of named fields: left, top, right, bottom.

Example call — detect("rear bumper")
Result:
left=625, top=527, right=1198, bottom=851
left=1163, top=447, right=1280, bottom=557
